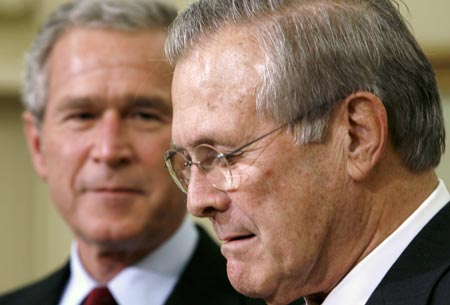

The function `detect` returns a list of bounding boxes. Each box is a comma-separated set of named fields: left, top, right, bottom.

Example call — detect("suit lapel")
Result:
left=0, top=261, right=70, bottom=305
left=366, top=202, right=450, bottom=305
left=32, top=261, right=70, bottom=305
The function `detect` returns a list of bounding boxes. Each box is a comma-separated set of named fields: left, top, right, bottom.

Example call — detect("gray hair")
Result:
left=166, top=0, right=445, bottom=172
left=24, top=0, right=178, bottom=124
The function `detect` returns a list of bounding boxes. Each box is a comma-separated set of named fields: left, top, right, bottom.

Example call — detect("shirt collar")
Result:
left=306, top=179, right=450, bottom=305
left=59, top=215, right=198, bottom=305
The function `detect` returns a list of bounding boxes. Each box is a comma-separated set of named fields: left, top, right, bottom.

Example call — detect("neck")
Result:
left=303, top=159, right=439, bottom=304
left=76, top=239, right=155, bottom=284
left=359, top=168, right=438, bottom=261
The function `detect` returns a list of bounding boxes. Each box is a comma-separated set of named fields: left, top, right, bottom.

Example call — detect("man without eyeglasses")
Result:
left=164, top=0, right=449, bottom=305
left=0, top=1, right=265, bottom=305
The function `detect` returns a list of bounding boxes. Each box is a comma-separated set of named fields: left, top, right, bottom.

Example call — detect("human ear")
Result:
left=344, top=92, right=388, bottom=181
left=23, top=112, right=48, bottom=181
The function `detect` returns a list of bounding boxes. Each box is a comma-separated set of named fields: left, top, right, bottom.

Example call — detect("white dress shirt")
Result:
left=58, top=215, right=198, bottom=305
left=306, top=179, right=450, bottom=305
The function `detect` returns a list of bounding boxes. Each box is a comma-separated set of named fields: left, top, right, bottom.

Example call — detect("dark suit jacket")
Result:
left=366, top=201, right=450, bottom=305
left=0, top=226, right=265, bottom=305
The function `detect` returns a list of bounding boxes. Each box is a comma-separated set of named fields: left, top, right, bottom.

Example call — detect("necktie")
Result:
left=84, top=287, right=118, bottom=305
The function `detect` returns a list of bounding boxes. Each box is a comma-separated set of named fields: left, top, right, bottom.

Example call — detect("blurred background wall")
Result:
left=0, top=0, right=449, bottom=294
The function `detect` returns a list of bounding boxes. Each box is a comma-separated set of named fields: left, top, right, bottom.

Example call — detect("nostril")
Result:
left=202, top=206, right=217, bottom=216
left=92, top=151, right=132, bottom=167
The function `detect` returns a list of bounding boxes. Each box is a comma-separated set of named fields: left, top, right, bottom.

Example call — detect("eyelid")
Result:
left=172, top=146, right=188, bottom=155
left=223, top=150, right=245, bottom=163
left=127, top=109, right=158, bottom=118
left=175, top=148, right=192, bottom=160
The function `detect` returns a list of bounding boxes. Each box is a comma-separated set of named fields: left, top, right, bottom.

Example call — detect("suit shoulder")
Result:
left=0, top=262, right=70, bottom=305
left=428, top=266, right=450, bottom=304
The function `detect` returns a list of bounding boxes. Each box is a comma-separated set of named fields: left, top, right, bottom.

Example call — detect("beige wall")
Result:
left=0, top=0, right=449, bottom=294
left=0, top=100, right=33, bottom=291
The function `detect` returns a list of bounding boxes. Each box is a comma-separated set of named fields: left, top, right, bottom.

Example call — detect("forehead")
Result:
left=171, top=27, right=266, bottom=147
left=49, top=26, right=169, bottom=75
left=46, top=27, right=173, bottom=107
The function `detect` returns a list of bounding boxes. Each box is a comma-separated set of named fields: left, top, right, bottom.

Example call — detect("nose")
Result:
left=91, top=111, right=133, bottom=166
left=187, top=166, right=231, bottom=218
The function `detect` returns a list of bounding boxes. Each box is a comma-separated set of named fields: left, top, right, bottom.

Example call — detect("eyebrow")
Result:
left=55, top=96, right=99, bottom=112
left=128, top=95, right=173, bottom=115
left=55, top=94, right=173, bottom=115
left=170, top=143, right=185, bottom=151
left=170, top=135, right=234, bottom=153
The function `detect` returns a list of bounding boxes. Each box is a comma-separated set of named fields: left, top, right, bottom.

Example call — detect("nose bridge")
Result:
left=187, top=166, right=230, bottom=217
left=91, top=110, right=131, bottom=164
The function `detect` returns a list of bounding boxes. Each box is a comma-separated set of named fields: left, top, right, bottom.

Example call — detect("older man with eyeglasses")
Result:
left=164, top=1, right=450, bottom=305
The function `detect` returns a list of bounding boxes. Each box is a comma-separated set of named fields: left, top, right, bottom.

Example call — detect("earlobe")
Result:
left=345, top=92, right=388, bottom=181
left=23, top=112, right=48, bottom=181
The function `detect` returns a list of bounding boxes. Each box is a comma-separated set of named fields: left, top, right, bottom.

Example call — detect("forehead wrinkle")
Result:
left=47, top=63, right=170, bottom=103
left=172, top=27, right=266, bottom=155
left=170, top=135, right=216, bottom=152
left=184, top=30, right=264, bottom=107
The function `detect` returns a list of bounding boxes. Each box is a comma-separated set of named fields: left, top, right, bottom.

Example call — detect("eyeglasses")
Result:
left=164, top=122, right=291, bottom=194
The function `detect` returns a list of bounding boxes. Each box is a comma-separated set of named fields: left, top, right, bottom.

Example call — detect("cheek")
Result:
left=44, top=142, right=83, bottom=214
left=138, top=142, right=171, bottom=178
left=42, top=135, right=86, bottom=186
left=138, top=131, right=171, bottom=162
left=246, top=159, right=320, bottom=246
left=137, top=136, right=184, bottom=196
left=262, top=168, right=275, bottom=178
left=40, top=131, right=96, bottom=216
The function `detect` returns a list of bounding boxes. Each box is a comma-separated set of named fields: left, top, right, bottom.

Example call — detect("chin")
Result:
left=227, top=257, right=305, bottom=305
left=79, top=219, right=144, bottom=245
left=226, top=259, right=278, bottom=300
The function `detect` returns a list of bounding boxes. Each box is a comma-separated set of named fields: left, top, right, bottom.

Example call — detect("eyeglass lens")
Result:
left=166, top=144, right=235, bottom=193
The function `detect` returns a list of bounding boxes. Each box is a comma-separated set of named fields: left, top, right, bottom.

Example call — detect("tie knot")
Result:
left=84, top=287, right=118, bottom=305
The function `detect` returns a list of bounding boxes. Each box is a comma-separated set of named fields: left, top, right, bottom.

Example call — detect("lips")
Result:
left=220, top=232, right=257, bottom=259
left=80, top=184, right=147, bottom=199
left=92, top=187, right=145, bottom=194
left=214, top=222, right=258, bottom=257
left=79, top=173, right=147, bottom=195
left=214, top=220, right=257, bottom=243
left=222, top=233, right=256, bottom=243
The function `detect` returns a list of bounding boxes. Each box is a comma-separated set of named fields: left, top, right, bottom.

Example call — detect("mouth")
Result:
left=97, top=187, right=142, bottom=192
left=88, top=187, right=146, bottom=196
left=220, top=233, right=257, bottom=257
left=223, top=233, right=256, bottom=243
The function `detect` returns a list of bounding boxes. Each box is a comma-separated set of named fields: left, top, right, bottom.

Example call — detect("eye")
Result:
left=64, top=110, right=99, bottom=125
left=128, top=110, right=160, bottom=121
left=224, top=151, right=244, bottom=165
left=69, top=111, right=98, bottom=121
left=126, top=108, right=167, bottom=131
left=60, top=109, right=100, bottom=130
left=201, top=154, right=220, bottom=171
